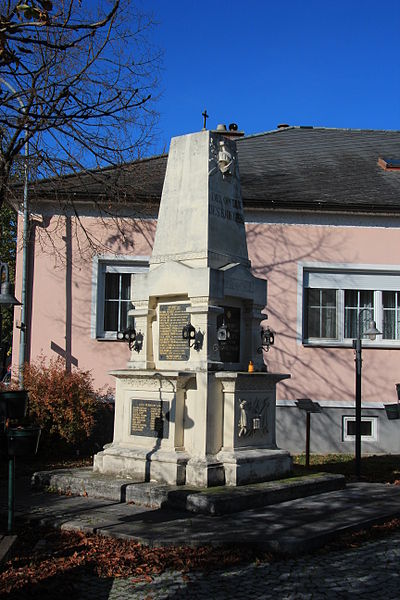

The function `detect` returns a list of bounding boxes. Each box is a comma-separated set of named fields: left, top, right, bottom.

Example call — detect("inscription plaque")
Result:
left=159, top=303, right=190, bottom=361
left=130, top=399, right=170, bottom=438
left=217, top=306, right=241, bottom=363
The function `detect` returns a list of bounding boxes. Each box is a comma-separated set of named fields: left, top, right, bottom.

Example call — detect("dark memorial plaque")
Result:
left=159, top=303, right=190, bottom=361
left=217, top=306, right=241, bottom=363
left=130, top=399, right=170, bottom=438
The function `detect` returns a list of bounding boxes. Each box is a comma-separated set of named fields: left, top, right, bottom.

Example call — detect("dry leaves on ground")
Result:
left=0, top=525, right=260, bottom=596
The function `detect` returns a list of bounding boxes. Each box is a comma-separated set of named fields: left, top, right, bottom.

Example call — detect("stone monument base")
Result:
left=93, top=369, right=293, bottom=488
left=93, top=445, right=189, bottom=486
left=94, top=445, right=292, bottom=488
left=217, top=448, right=292, bottom=486
left=183, top=449, right=292, bottom=487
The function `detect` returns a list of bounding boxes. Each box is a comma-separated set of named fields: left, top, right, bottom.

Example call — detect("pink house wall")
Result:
left=12, top=210, right=400, bottom=406
left=12, top=213, right=156, bottom=391
left=247, top=220, right=400, bottom=405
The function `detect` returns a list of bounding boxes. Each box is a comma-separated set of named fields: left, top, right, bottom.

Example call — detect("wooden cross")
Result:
left=202, top=109, right=209, bottom=129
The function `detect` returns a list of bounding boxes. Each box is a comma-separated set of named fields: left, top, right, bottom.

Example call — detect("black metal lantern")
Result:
left=182, top=323, right=196, bottom=342
left=258, top=326, right=275, bottom=353
left=217, top=319, right=230, bottom=342
left=182, top=323, right=202, bottom=351
left=117, top=326, right=142, bottom=352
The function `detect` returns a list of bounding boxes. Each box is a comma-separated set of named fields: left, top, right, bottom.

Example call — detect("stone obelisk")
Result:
left=94, top=128, right=292, bottom=486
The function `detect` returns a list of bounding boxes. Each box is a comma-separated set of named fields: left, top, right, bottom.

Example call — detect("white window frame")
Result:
left=342, top=416, right=378, bottom=442
left=382, top=290, right=400, bottom=340
left=298, top=262, right=400, bottom=348
left=91, top=255, right=149, bottom=340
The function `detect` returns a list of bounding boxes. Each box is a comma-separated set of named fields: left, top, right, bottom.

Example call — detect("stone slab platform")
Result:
left=0, top=534, right=17, bottom=563
left=3, top=478, right=400, bottom=555
left=32, top=468, right=345, bottom=515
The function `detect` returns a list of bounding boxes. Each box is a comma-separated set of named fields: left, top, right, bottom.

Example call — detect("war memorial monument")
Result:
left=93, top=126, right=292, bottom=487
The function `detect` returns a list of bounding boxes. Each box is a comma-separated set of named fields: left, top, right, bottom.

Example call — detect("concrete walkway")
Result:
left=2, top=476, right=400, bottom=554
left=0, top=533, right=16, bottom=563
left=2, top=477, right=400, bottom=598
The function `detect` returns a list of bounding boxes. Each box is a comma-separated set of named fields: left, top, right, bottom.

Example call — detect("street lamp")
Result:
left=0, top=262, right=21, bottom=374
left=353, top=309, right=382, bottom=478
left=0, top=262, right=22, bottom=533
left=0, top=77, right=29, bottom=386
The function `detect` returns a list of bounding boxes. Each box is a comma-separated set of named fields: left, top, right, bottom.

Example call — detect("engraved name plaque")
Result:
left=130, top=399, right=169, bottom=438
left=159, top=303, right=190, bottom=361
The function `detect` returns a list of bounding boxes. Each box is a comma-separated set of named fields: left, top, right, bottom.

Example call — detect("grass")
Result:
left=0, top=452, right=92, bottom=481
left=2, top=451, right=400, bottom=485
left=293, top=453, right=400, bottom=483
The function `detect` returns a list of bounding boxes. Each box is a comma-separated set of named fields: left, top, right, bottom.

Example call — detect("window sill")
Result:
left=303, top=339, right=400, bottom=349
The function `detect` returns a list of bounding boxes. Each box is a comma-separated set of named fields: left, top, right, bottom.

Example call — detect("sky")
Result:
left=140, top=0, right=400, bottom=154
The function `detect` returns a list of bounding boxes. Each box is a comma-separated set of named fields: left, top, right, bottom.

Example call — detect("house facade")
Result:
left=10, top=126, right=400, bottom=454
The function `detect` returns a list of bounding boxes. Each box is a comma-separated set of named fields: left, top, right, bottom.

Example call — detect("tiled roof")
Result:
left=237, top=127, right=400, bottom=211
left=15, top=126, right=400, bottom=213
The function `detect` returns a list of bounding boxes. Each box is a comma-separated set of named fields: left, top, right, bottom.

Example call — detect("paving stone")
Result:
left=99, top=532, right=400, bottom=599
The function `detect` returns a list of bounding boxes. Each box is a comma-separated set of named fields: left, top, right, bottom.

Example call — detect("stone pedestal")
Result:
left=215, top=372, right=292, bottom=485
left=94, top=370, right=193, bottom=485
left=94, top=370, right=291, bottom=486
left=94, top=128, right=292, bottom=487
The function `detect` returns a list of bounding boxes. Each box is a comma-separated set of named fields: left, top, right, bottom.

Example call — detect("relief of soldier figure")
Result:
left=238, top=397, right=269, bottom=437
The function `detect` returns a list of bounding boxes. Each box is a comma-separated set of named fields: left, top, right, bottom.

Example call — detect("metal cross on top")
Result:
left=202, top=109, right=209, bottom=130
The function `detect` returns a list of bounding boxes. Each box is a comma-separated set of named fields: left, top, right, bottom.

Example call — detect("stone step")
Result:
left=32, top=468, right=345, bottom=515
left=5, top=479, right=400, bottom=555
left=0, top=534, right=17, bottom=563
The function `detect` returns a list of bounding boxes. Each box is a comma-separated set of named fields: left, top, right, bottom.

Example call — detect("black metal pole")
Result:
left=353, top=337, right=362, bottom=478
left=305, top=412, right=311, bottom=468
left=0, top=309, right=3, bottom=379
left=8, top=455, right=15, bottom=532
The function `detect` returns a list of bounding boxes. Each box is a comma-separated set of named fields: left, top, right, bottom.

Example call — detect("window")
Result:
left=342, top=416, right=377, bottom=442
left=383, top=292, right=400, bottom=340
left=306, top=289, right=337, bottom=339
left=344, top=290, right=373, bottom=339
left=92, top=257, right=149, bottom=339
left=301, top=264, right=400, bottom=345
left=104, top=272, right=131, bottom=333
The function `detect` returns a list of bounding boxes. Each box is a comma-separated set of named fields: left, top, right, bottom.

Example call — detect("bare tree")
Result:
left=0, top=0, right=161, bottom=211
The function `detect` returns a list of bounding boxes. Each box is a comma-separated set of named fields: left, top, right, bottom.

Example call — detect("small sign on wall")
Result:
left=130, top=399, right=170, bottom=438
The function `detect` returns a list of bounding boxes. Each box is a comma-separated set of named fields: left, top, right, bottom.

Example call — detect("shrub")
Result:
left=22, top=356, right=114, bottom=455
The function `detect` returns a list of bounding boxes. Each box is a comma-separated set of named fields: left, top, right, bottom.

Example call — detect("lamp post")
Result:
left=353, top=309, right=382, bottom=478
left=0, top=77, right=29, bottom=386
left=0, top=262, right=21, bottom=533
left=0, top=262, right=21, bottom=354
